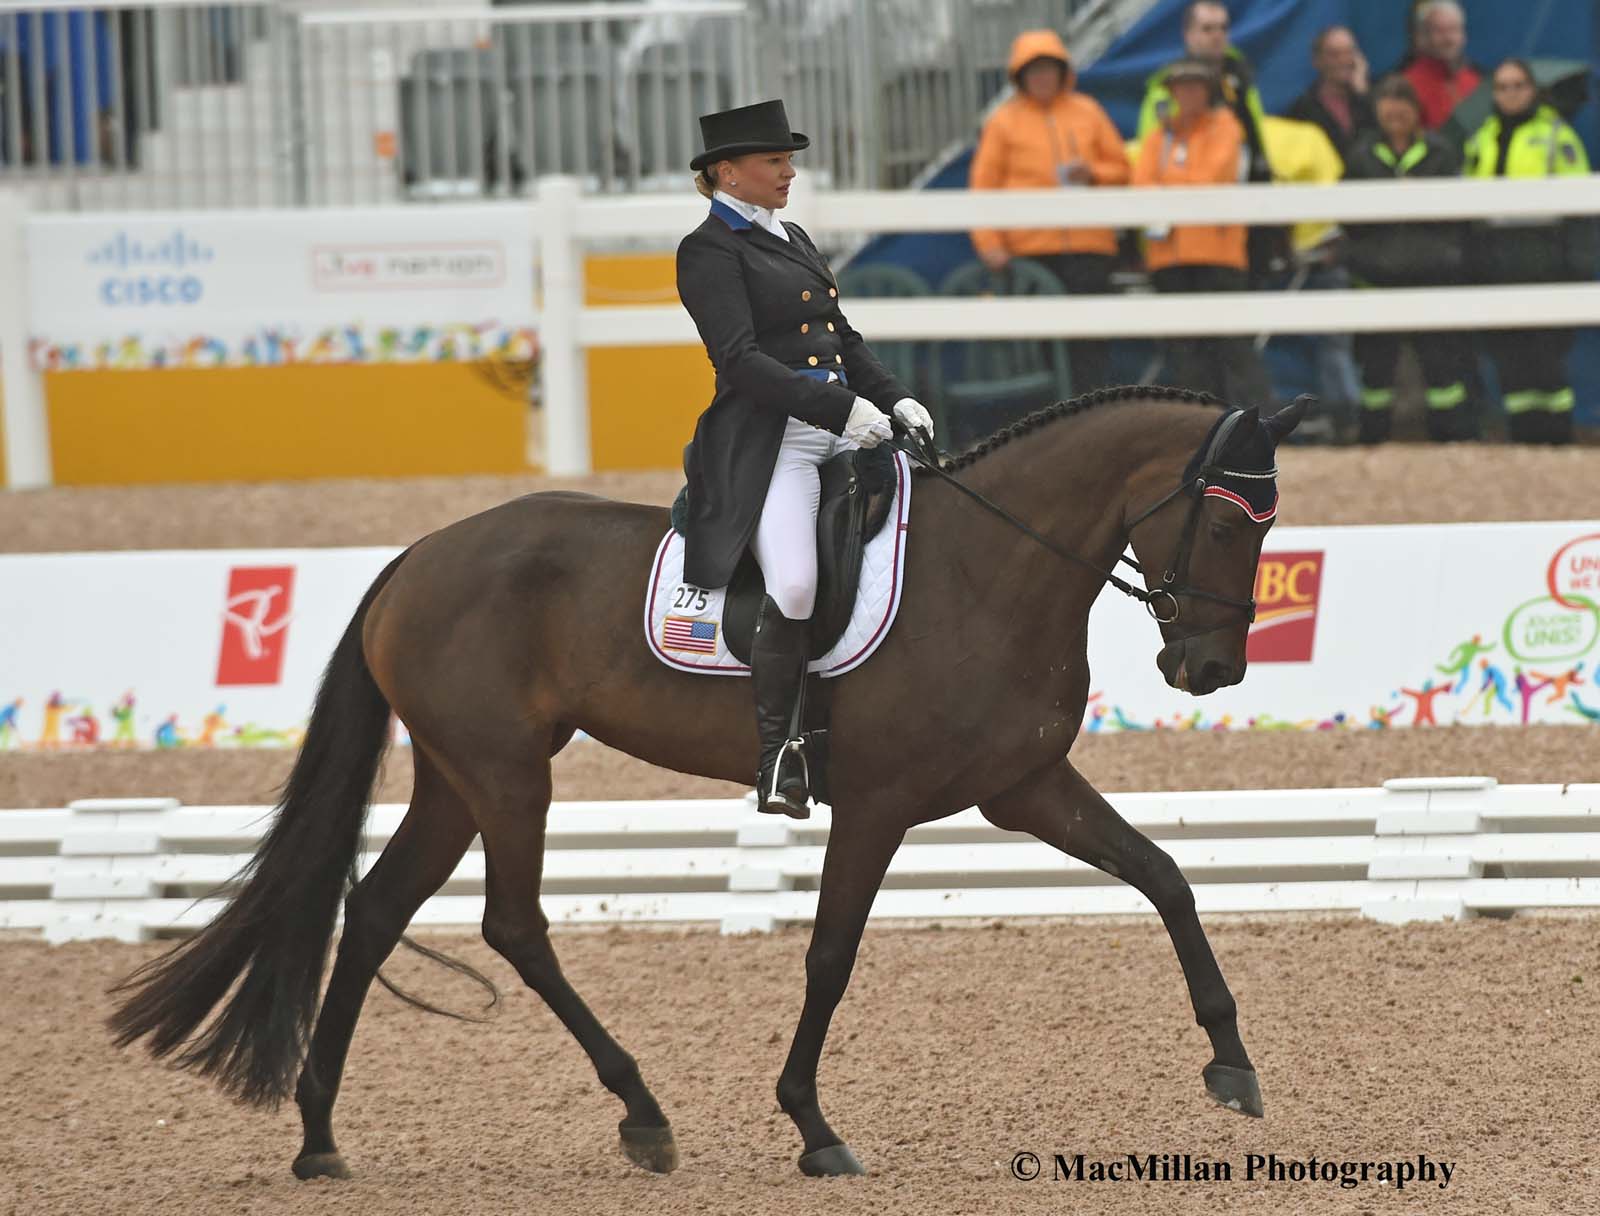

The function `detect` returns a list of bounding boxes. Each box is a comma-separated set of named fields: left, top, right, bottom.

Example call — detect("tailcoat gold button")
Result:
left=808, top=355, right=819, bottom=366
left=835, top=355, right=842, bottom=363
left=801, top=323, right=809, bottom=333
left=828, top=288, right=837, bottom=297
left=827, top=322, right=835, bottom=332
left=802, top=290, right=811, bottom=301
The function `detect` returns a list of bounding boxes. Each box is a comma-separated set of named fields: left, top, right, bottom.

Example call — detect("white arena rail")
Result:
left=5, top=174, right=1600, bottom=487
left=3, top=779, right=1599, bottom=943
left=532, top=173, right=1600, bottom=474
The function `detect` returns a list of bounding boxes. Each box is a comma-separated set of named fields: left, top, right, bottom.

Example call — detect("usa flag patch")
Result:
left=662, top=616, right=718, bottom=654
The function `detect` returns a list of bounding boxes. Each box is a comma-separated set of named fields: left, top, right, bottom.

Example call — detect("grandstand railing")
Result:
left=4, top=780, right=1598, bottom=942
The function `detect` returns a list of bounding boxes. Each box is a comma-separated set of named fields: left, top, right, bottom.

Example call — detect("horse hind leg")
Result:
left=292, top=744, right=481, bottom=1180
left=458, top=741, right=678, bottom=1174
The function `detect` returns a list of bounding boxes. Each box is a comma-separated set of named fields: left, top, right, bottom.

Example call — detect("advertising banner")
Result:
left=2, top=522, right=1598, bottom=751
left=1085, top=521, right=1600, bottom=732
left=26, top=205, right=537, bottom=371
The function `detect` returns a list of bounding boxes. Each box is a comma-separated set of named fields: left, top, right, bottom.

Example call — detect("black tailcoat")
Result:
left=675, top=200, right=910, bottom=588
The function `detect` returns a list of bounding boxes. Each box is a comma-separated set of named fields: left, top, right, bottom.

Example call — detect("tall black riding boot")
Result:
left=751, top=595, right=811, bottom=819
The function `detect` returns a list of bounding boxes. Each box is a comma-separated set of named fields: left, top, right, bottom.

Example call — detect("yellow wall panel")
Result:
left=585, top=253, right=709, bottom=471
left=46, top=362, right=527, bottom=485
left=588, top=346, right=711, bottom=472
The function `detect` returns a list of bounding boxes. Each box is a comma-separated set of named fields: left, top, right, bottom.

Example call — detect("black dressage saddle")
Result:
left=671, top=444, right=899, bottom=663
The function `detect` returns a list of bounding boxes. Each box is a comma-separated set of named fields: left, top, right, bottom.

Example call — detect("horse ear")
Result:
left=1262, top=395, right=1316, bottom=446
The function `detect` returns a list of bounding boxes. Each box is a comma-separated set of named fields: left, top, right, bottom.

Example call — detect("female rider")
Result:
left=675, top=99, right=935, bottom=817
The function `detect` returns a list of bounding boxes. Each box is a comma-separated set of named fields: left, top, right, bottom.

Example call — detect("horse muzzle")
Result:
left=1157, top=639, right=1242, bottom=697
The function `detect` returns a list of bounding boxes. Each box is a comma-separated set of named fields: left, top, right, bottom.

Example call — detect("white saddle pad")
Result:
left=644, top=449, right=911, bottom=677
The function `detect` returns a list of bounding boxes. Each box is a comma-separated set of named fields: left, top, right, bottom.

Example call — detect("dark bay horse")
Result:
left=109, top=386, right=1308, bottom=1180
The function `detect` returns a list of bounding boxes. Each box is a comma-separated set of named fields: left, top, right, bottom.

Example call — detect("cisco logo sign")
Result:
left=88, top=229, right=215, bottom=307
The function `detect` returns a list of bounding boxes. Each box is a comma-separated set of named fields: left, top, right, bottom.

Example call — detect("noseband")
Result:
left=890, top=408, right=1268, bottom=632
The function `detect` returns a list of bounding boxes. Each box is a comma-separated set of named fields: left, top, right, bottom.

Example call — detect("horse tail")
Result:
left=107, top=551, right=408, bottom=1109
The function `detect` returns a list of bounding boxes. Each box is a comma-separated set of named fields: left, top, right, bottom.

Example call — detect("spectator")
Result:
left=1402, top=2, right=1481, bottom=132
left=1258, top=113, right=1361, bottom=441
left=1139, top=3, right=1284, bottom=282
left=1285, top=26, right=1375, bottom=165
left=969, top=29, right=1130, bottom=393
left=1342, top=76, right=1472, bottom=444
left=1132, top=58, right=1272, bottom=406
left=1463, top=58, right=1592, bottom=445
left=1139, top=3, right=1268, bottom=177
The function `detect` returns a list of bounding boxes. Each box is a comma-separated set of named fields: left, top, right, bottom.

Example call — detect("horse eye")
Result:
left=1208, top=521, right=1235, bottom=544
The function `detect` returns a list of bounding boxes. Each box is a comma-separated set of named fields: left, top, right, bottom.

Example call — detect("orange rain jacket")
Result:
left=1131, top=106, right=1248, bottom=273
left=969, top=30, right=1131, bottom=259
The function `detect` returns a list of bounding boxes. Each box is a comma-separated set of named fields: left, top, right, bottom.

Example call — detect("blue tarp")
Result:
left=849, top=0, right=1600, bottom=425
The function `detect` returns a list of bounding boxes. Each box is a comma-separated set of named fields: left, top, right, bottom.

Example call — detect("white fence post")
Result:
left=1363, top=777, right=1497, bottom=924
left=722, top=794, right=798, bottom=934
left=0, top=191, right=51, bottom=489
left=45, top=798, right=182, bottom=943
left=537, top=175, right=591, bottom=476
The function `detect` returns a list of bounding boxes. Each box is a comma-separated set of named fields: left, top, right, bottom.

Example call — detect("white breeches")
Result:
left=752, top=414, right=859, bottom=620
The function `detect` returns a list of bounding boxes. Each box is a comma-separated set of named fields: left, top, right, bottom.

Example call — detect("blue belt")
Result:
left=796, top=366, right=849, bottom=386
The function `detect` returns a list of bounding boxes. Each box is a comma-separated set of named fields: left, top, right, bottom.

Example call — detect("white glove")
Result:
left=843, top=396, right=894, bottom=448
left=892, top=397, right=935, bottom=438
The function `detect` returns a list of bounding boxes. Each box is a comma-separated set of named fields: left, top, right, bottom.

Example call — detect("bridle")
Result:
left=889, top=408, right=1268, bottom=633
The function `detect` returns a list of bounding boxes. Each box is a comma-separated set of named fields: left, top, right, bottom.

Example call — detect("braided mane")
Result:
left=926, top=384, right=1229, bottom=474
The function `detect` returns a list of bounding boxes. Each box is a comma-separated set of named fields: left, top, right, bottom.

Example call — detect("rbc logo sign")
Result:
left=88, top=228, right=214, bottom=308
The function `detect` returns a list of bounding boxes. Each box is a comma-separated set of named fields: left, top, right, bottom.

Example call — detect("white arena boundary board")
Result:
left=2, top=780, right=1598, bottom=941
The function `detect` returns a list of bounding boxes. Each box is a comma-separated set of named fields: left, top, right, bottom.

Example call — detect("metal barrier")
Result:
left=297, top=1, right=753, bottom=204
left=0, top=0, right=1135, bottom=209
left=0, top=0, right=291, bottom=210
left=6, top=781, right=1600, bottom=942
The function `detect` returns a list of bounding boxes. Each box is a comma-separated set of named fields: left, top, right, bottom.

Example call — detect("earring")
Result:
left=728, top=180, right=737, bottom=186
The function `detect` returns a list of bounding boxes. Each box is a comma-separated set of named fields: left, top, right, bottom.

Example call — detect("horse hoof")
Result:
left=799, top=1143, right=867, bottom=1177
left=619, top=1123, right=679, bottom=1173
left=291, top=1152, right=352, bottom=1181
left=1203, top=1063, right=1264, bottom=1118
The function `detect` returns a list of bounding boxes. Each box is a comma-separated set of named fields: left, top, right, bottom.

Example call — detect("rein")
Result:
left=888, top=410, right=1264, bottom=628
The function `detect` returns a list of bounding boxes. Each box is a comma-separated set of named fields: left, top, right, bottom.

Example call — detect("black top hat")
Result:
left=690, top=99, right=809, bottom=171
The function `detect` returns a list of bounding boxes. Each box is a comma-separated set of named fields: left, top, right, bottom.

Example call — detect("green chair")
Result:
left=935, top=258, right=1073, bottom=447
left=836, top=264, right=939, bottom=431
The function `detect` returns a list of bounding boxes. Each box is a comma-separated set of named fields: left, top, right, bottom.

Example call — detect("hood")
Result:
left=1008, top=29, right=1072, bottom=82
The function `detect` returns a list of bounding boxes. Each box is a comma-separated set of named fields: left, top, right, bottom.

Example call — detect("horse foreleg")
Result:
left=293, top=746, right=478, bottom=1180
left=776, top=811, right=906, bottom=1177
left=980, top=758, right=1262, bottom=1118
left=468, top=748, right=677, bottom=1175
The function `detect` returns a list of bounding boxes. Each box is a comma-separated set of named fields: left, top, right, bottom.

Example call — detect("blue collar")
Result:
left=709, top=198, right=752, bottom=230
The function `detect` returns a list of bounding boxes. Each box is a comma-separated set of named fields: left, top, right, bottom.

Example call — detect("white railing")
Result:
left=533, top=172, right=1600, bottom=474
left=4, top=780, right=1599, bottom=943
left=4, top=174, right=1599, bottom=488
